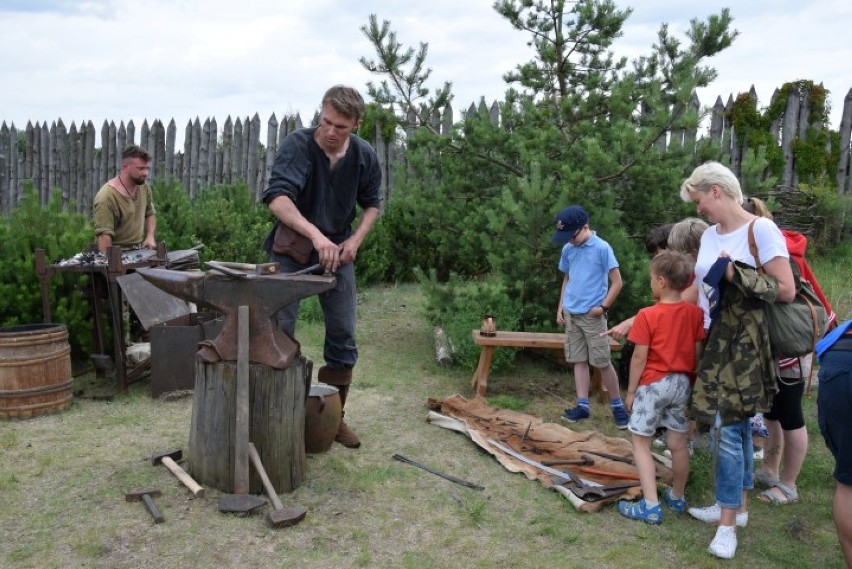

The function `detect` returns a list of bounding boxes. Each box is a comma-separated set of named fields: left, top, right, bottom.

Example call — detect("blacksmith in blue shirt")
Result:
left=263, top=85, right=383, bottom=449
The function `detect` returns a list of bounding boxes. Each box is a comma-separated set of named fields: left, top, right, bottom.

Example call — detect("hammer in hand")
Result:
left=152, top=449, right=205, bottom=498
left=125, top=487, right=165, bottom=524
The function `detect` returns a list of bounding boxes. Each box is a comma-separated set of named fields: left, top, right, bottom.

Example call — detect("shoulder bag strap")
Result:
left=747, top=219, right=764, bottom=273
left=802, top=295, right=820, bottom=397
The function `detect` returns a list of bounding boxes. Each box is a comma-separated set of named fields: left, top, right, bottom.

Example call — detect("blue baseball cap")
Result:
left=551, top=205, right=589, bottom=244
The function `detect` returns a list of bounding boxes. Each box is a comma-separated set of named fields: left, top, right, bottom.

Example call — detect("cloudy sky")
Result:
left=1, top=0, right=850, bottom=145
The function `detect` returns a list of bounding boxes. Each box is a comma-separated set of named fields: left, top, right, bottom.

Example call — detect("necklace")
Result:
left=118, top=176, right=137, bottom=199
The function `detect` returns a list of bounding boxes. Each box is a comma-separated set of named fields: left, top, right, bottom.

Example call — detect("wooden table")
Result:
left=34, top=244, right=167, bottom=392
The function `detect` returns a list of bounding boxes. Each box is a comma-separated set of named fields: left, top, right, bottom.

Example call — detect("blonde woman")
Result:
left=680, top=162, right=795, bottom=559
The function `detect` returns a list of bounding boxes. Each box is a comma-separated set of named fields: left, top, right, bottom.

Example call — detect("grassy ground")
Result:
left=0, top=279, right=849, bottom=569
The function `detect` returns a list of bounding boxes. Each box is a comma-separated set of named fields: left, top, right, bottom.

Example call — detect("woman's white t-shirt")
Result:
left=694, top=216, right=789, bottom=322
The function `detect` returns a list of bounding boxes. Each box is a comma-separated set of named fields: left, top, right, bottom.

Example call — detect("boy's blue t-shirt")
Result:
left=558, top=232, right=619, bottom=314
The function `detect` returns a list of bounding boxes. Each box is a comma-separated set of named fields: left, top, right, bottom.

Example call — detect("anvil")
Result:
left=135, top=267, right=336, bottom=369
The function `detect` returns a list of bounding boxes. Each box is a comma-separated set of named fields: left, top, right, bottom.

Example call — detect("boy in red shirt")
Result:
left=618, top=250, right=706, bottom=524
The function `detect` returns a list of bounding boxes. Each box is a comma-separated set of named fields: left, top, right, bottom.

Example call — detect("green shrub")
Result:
left=415, top=267, right=520, bottom=372
left=187, top=184, right=273, bottom=264
left=297, top=296, right=324, bottom=324
left=802, top=182, right=850, bottom=255
left=151, top=180, right=195, bottom=251
left=0, top=185, right=96, bottom=356
left=355, top=210, right=394, bottom=285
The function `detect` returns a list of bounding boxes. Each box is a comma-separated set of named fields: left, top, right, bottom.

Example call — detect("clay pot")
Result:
left=304, top=384, right=341, bottom=453
left=480, top=315, right=497, bottom=337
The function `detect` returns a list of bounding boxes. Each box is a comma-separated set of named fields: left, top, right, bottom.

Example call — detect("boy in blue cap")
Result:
left=552, top=205, right=628, bottom=428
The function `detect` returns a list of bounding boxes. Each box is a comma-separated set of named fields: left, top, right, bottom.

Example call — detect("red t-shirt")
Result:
left=627, top=301, right=706, bottom=386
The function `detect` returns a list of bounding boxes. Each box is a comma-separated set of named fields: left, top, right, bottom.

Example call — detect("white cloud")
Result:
left=1, top=0, right=849, bottom=146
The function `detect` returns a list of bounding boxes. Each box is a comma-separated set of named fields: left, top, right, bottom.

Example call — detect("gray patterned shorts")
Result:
left=627, top=373, right=691, bottom=437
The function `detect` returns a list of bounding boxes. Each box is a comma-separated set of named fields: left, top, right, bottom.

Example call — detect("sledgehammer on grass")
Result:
left=151, top=449, right=205, bottom=498
left=125, top=487, right=165, bottom=524
left=248, top=442, right=307, bottom=528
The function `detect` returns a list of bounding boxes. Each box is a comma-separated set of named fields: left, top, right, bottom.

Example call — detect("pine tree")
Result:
left=360, top=2, right=737, bottom=342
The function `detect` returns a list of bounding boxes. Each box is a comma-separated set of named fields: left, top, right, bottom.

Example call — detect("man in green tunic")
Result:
left=93, top=145, right=157, bottom=252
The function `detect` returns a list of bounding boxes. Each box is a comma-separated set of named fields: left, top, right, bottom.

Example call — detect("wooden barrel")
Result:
left=189, top=356, right=309, bottom=494
left=0, top=324, right=73, bottom=419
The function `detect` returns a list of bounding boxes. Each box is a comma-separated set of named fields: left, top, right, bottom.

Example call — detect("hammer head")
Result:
left=151, top=448, right=182, bottom=466
left=266, top=506, right=308, bottom=528
left=125, top=487, right=162, bottom=502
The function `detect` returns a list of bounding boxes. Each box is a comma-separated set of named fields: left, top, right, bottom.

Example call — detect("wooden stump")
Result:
left=188, top=356, right=310, bottom=494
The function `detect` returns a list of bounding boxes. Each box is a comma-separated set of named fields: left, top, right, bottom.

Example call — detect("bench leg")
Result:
left=471, top=346, right=494, bottom=398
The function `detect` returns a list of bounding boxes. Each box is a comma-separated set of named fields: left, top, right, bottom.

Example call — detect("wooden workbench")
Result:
left=34, top=244, right=167, bottom=392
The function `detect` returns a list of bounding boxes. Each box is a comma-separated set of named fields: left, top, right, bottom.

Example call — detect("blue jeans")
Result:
left=710, top=415, right=754, bottom=509
left=272, top=252, right=358, bottom=369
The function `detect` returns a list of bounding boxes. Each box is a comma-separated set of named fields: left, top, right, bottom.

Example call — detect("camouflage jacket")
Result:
left=689, top=261, right=780, bottom=427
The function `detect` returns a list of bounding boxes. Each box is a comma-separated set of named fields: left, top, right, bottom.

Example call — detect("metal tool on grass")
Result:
left=248, top=442, right=307, bottom=528
left=392, top=453, right=484, bottom=490
left=125, top=487, right=165, bottom=524
left=217, top=305, right=266, bottom=514
left=151, top=449, right=205, bottom=498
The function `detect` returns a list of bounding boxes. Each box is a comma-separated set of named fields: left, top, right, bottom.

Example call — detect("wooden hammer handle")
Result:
left=234, top=305, right=250, bottom=494
left=248, top=443, right=284, bottom=511
left=161, top=456, right=205, bottom=498
left=141, top=493, right=165, bottom=524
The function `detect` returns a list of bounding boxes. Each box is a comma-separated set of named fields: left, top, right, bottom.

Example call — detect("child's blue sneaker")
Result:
left=612, top=405, right=629, bottom=429
left=618, top=498, right=662, bottom=525
left=561, top=406, right=590, bottom=423
left=662, top=488, right=686, bottom=513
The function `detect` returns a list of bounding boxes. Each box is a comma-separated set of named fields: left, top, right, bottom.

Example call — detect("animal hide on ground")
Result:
left=427, top=394, right=673, bottom=513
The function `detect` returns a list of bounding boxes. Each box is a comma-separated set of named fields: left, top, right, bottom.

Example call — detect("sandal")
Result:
left=757, top=482, right=798, bottom=505
left=618, top=498, right=663, bottom=525
left=754, top=469, right=780, bottom=488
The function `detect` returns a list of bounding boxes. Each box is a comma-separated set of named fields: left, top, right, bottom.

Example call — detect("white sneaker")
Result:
left=687, top=503, right=748, bottom=527
left=753, top=448, right=764, bottom=461
left=708, top=525, right=738, bottom=559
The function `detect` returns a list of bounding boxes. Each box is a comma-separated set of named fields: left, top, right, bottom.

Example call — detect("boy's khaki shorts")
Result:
left=564, top=311, right=611, bottom=368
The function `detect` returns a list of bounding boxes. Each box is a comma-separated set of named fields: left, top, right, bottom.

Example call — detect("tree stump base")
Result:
left=188, top=356, right=310, bottom=494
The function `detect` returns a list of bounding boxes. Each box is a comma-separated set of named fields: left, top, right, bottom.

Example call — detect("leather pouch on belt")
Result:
left=271, top=223, right=314, bottom=264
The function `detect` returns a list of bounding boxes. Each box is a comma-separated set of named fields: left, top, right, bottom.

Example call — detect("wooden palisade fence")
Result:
left=1, top=85, right=850, bottom=216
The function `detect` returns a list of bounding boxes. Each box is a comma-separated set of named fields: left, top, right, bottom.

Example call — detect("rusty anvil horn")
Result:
left=136, top=267, right=335, bottom=369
